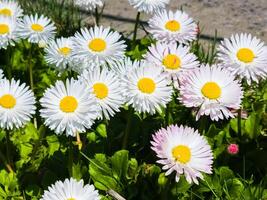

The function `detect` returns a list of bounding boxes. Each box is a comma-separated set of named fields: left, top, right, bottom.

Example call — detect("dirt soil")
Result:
left=97, top=0, right=267, bottom=41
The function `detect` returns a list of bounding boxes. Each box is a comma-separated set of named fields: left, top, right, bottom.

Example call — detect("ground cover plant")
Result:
left=0, top=0, right=266, bottom=199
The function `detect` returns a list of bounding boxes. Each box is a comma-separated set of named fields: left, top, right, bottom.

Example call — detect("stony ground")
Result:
left=96, top=0, right=267, bottom=41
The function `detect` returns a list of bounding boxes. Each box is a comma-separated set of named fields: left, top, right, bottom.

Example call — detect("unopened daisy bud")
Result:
left=227, top=143, right=239, bottom=155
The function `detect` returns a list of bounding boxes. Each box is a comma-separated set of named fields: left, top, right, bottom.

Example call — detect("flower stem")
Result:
left=133, top=12, right=141, bottom=42
left=68, top=138, right=73, bottom=177
left=95, top=7, right=99, bottom=26
left=5, top=131, right=13, bottom=172
left=122, top=108, right=133, bottom=149
left=237, top=109, right=242, bottom=137
left=0, top=149, right=13, bottom=173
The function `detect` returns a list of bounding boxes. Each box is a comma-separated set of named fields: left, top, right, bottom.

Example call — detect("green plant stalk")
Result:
left=5, top=131, right=13, bottom=172
left=122, top=108, right=133, bottom=149
left=133, top=12, right=141, bottom=42
left=238, top=109, right=242, bottom=136
left=28, top=45, right=37, bottom=128
left=6, top=46, right=12, bottom=80
left=0, top=149, right=13, bottom=173
left=95, top=7, right=99, bottom=26
left=68, top=138, right=74, bottom=177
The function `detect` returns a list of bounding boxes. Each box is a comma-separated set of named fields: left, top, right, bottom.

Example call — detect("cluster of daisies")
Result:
left=0, top=0, right=267, bottom=198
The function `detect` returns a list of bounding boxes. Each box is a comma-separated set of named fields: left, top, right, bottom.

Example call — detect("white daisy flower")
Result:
left=81, top=67, right=124, bottom=120
left=148, top=9, right=198, bottom=44
left=110, top=57, right=139, bottom=78
left=0, top=78, right=36, bottom=130
left=74, top=0, right=104, bottom=11
left=128, top=0, right=170, bottom=14
left=44, top=37, right=74, bottom=71
left=0, top=69, right=3, bottom=79
left=17, top=14, right=56, bottom=44
left=179, top=64, right=243, bottom=121
left=0, top=0, right=23, bottom=19
left=151, top=124, right=213, bottom=184
left=217, top=33, right=267, bottom=84
left=0, top=16, right=18, bottom=49
left=40, top=79, right=99, bottom=137
left=41, top=178, right=100, bottom=200
left=72, top=26, right=126, bottom=66
left=146, top=42, right=200, bottom=87
left=122, top=61, right=173, bottom=114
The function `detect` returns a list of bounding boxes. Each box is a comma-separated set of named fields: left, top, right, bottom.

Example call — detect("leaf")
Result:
left=218, top=167, right=234, bottom=182
left=46, top=135, right=60, bottom=156
left=96, top=124, right=107, bottom=138
left=111, top=150, right=129, bottom=180
left=245, top=113, right=261, bottom=139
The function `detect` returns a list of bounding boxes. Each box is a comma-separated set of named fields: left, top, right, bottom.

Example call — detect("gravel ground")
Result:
left=95, top=0, right=267, bottom=41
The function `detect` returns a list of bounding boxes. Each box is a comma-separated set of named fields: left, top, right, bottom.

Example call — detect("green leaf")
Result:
left=158, top=173, right=168, bottom=187
left=46, top=135, right=60, bottom=156
left=111, top=150, right=129, bottom=179
left=96, top=124, right=107, bottom=138
left=245, top=113, right=261, bottom=139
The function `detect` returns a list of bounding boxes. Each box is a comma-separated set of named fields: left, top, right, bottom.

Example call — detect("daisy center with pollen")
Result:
left=93, top=83, right=109, bottom=99
left=0, top=24, right=9, bottom=34
left=165, top=20, right=181, bottom=32
left=67, top=198, right=76, bottom=200
left=59, top=47, right=71, bottom=56
left=201, top=82, right=221, bottom=100
left=137, top=78, right=156, bottom=94
left=60, top=96, right=78, bottom=113
left=172, top=145, right=191, bottom=164
left=236, top=48, right=255, bottom=63
left=163, top=54, right=181, bottom=70
left=31, top=23, right=44, bottom=32
left=0, top=8, right=12, bottom=16
left=0, top=94, right=16, bottom=109
left=88, top=38, right=106, bottom=52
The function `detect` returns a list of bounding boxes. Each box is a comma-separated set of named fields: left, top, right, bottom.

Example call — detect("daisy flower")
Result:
left=217, top=33, right=267, bottom=84
left=0, top=69, right=3, bottom=79
left=0, top=16, right=18, bottom=49
left=146, top=42, right=199, bottom=87
left=41, top=178, right=100, bottom=200
left=72, top=26, right=126, bottom=66
left=81, top=68, right=124, bottom=120
left=110, top=57, right=139, bottom=78
left=74, top=0, right=104, bottom=11
left=17, top=14, right=56, bottom=44
left=40, top=79, right=99, bottom=137
left=44, top=37, right=74, bottom=71
left=0, top=78, right=36, bottom=130
left=148, top=9, right=197, bottom=44
left=179, top=64, right=243, bottom=121
left=151, top=124, right=213, bottom=184
left=128, top=0, right=170, bottom=14
left=0, top=0, right=23, bottom=19
left=122, top=61, right=173, bottom=114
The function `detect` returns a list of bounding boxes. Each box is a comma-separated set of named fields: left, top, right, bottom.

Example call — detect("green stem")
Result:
left=0, top=148, right=13, bottom=173
left=95, top=7, right=99, bottom=26
left=28, top=45, right=37, bottom=128
left=238, top=109, right=242, bottom=137
left=133, top=12, right=141, bottom=42
left=122, top=108, right=133, bottom=149
left=6, top=46, right=12, bottom=80
left=68, top=138, right=73, bottom=177
left=243, top=155, right=246, bottom=179
left=5, top=131, right=13, bottom=172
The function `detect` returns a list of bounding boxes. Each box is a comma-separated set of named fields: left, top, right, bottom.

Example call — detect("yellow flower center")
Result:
left=201, top=82, right=221, bottom=100
left=93, top=83, right=109, bottom=99
left=59, top=96, right=78, bottom=113
left=0, top=8, right=12, bottom=16
left=236, top=48, right=255, bottom=63
left=165, top=20, right=181, bottom=32
left=67, top=198, right=76, bottom=200
left=88, top=38, right=106, bottom=52
left=137, top=78, right=156, bottom=94
left=163, top=54, right=181, bottom=70
left=59, top=47, right=71, bottom=56
left=172, top=145, right=191, bottom=164
left=0, top=24, right=9, bottom=34
left=0, top=94, right=16, bottom=109
left=31, top=23, right=44, bottom=32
